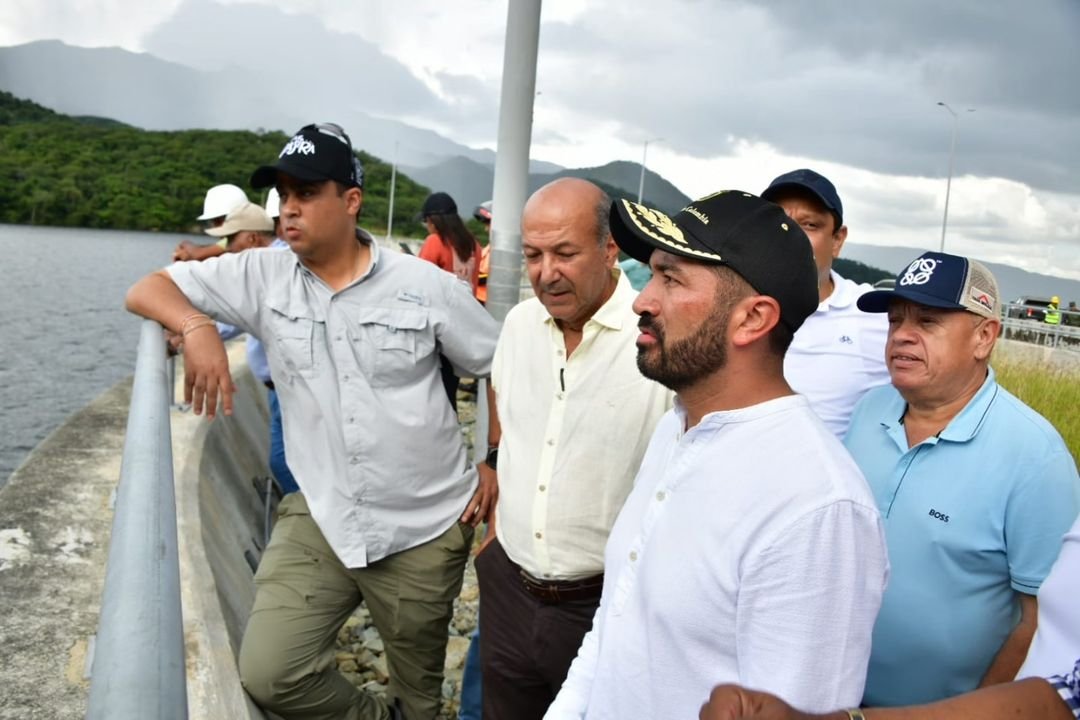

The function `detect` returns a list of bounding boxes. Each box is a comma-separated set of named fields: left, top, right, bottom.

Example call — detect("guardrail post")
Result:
left=86, top=320, right=187, bottom=719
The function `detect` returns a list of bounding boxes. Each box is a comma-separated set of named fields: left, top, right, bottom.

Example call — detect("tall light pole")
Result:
left=637, top=137, right=663, bottom=203
left=936, top=102, right=974, bottom=252
left=386, top=140, right=398, bottom=241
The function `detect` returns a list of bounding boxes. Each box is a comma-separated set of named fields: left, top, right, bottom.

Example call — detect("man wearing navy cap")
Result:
left=844, top=251, right=1080, bottom=707
left=761, top=170, right=889, bottom=437
left=127, top=123, right=500, bottom=720
left=545, top=191, right=888, bottom=720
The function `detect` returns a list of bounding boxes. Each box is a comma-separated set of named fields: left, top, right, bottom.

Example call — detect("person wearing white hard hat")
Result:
left=173, top=183, right=251, bottom=261
left=199, top=183, right=250, bottom=224
left=264, top=187, right=281, bottom=234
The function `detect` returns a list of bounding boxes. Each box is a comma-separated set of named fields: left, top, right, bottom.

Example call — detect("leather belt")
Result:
left=516, top=566, right=604, bottom=604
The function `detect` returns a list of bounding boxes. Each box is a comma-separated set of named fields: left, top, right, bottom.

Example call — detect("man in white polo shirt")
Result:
left=761, top=169, right=889, bottom=437
left=476, top=178, right=672, bottom=720
left=546, top=191, right=888, bottom=720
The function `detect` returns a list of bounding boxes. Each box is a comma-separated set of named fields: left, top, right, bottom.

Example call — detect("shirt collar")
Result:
left=937, top=367, right=998, bottom=442
left=880, top=367, right=998, bottom=445
left=820, top=270, right=858, bottom=311
left=543, top=268, right=632, bottom=332
left=295, top=228, right=381, bottom=283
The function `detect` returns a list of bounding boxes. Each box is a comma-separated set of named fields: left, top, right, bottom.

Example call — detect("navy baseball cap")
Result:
left=857, top=251, right=1000, bottom=319
left=610, top=191, right=819, bottom=333
left=761, top=169, right=843, bottom=227
left=251, top=123, right=364, bottom=190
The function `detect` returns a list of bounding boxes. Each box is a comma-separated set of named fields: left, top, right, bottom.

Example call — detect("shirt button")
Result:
left=535, top=532, right=543, bottom=540
left=348, top=417, right=355, bottom=424
left=546, top=438, right=555, bottom=446
left=656, top=491, right=666, bottom=501
left=343, top=374, right=350, bottom=382
left=557, top=349, right=564, bottom=356
left=629, top=551, right=638, bottom=561
left=335, top=335, right=343, bottom=341
left=556, top=392, right=564, bottom=400
left=350, top=456, right=359, bottom=465
left=538, top=484, right=546, bottom=492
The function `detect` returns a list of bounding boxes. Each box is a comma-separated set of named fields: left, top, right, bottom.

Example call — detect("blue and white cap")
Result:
left=857, top=251, right=1000, bottom=319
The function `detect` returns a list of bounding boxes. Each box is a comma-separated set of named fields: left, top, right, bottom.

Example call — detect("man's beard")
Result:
left=636, top=302, right=732, bottom=393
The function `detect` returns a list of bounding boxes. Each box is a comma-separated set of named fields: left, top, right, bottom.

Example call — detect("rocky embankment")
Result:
left=332, top=386, right=482, bottom=719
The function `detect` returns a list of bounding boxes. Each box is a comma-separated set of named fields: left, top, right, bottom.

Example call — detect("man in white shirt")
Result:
left=545, top=190, right=888, bottom=720
left=476, top=178, right=672, bottom=720
left=761, top=169, right=889, bottom=437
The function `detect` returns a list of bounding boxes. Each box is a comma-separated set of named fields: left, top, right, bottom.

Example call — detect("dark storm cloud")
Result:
left=537, top=0, right=1080, bottom=194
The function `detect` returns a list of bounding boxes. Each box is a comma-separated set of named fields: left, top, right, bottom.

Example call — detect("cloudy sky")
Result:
left=4, top=0, right=1080, bottom=279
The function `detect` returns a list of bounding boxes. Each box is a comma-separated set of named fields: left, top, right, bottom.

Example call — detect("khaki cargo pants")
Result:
left=238, top=493, right=473, bottom=720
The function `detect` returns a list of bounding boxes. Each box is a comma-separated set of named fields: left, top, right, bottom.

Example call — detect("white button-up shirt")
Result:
left=784, top=270, right=890, bottom=438
left=546, top=396, right=888, bottom=719
left=492, top=271, right=672, bottom=580
left=169, top=237, right=499, bottom=568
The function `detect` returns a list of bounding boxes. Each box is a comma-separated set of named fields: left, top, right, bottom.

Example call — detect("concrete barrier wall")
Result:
left=171, top=342, right=274, bottom=720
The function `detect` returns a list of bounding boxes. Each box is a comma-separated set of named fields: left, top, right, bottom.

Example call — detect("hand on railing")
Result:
left=181, top=325, right=235, bottom=419
left=164, top=329, right=183, bottom=357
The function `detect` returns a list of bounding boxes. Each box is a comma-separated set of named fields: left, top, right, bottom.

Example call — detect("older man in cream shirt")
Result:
left=474, top=178, right=672, bottom=720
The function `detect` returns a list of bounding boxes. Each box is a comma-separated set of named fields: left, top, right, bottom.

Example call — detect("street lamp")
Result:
left=637, top=137, right=663, bottom=204
left=937, top=102, right=975, bottom=252
left=386, top=140, right=399, bottom=241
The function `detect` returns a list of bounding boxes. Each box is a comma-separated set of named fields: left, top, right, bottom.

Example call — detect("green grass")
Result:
left=992, top=355, right=1080, bottom=467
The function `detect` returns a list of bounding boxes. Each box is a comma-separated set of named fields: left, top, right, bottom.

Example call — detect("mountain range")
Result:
left=3, top=39, right=1076, bottom=304
left=404, top=156, right=691, bottom=217
left=0, top=40, right=688, bottom=213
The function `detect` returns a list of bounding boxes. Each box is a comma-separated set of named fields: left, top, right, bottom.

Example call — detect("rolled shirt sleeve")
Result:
left=166, top=252, right=276, bottom=334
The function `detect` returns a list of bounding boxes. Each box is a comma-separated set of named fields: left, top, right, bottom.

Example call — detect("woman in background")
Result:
left=418, top=191, right=483, bottom=411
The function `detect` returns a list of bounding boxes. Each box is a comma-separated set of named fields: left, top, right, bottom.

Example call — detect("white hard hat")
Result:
left=197, top=184, right=248, bottom=221
left=265, top=188, right=280, bottom=219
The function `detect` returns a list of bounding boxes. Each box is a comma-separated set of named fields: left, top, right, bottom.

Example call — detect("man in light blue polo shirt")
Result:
left=845, top=251, right=1080, bottom=707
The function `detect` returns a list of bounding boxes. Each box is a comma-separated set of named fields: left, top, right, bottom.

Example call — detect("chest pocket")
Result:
left=355, top=307, right=433, bottom=387
left=266, top=295, right=326, bottom=379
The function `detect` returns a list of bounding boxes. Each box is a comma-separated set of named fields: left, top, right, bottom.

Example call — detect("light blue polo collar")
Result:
left=880, top=368, right=998, bottom=450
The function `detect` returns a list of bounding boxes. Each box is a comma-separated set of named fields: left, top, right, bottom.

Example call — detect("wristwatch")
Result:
left=484, top=446, right=499, bottom=471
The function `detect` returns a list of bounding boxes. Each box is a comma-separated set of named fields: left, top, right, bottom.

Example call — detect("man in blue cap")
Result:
left=844, top=251, right=1080, bottom=707
left=761, top=170, right=889, bottom=437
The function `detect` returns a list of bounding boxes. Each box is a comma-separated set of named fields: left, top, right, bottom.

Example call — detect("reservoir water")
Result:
left=0, top=224, right=189, bottom=485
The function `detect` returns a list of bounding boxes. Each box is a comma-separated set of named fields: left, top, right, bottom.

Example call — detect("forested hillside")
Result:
left=0, top=91, right=430, bottom=236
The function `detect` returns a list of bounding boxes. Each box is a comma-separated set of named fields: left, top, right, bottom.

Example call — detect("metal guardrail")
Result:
left=86, top=320, right=187, bottom=719
left=1001, top=304, right=1080, bottom=350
